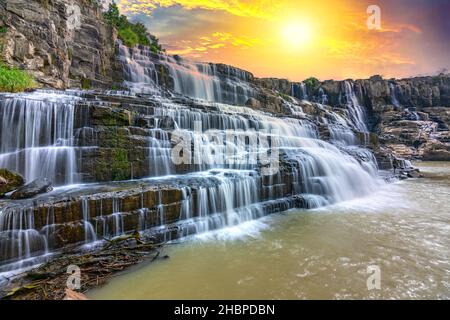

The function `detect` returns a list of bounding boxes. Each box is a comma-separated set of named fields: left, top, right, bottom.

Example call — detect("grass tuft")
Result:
left=0, top=64, right=37, bottom=92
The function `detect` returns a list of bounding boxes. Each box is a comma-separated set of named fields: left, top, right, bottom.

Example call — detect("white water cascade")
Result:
left=0, top=46, right=384, bottom=272
left=390, top=83, right=401, bottom=108
left=291, top=82, right=309, bottom=101
left=340, top=81, right=368, bottom=133
left=119, top=44, right=255, bottom=105
left=0, top=92, right=80, bottom=185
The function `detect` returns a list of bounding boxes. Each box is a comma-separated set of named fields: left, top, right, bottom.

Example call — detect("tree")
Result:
left=303, top=77, right=320, bottom=91
left=104, top=3, right=120, bottom=27
left=103, top=2, right=163, bottom=51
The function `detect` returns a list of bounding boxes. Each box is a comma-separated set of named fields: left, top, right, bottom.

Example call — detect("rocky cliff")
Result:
left=0, top=0, right=123, bottom=89
left=317, top=76, right=449, bottom=160
left=257, top=75, right=450, bottom=161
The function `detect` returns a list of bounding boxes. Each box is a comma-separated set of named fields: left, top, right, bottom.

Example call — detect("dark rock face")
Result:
left=0, top=0, right=123, bottom=89
left=10, top=178, right=53, bottom=199
left=0, top=169, right=24, bottom=196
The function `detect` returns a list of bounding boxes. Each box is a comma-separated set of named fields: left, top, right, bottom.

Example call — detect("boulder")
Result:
left=10, top=178, right=53, bottom=200
left=406, top=170, right=424, bottom=178
left=0, top=169, right=24, bottom=197
left=245, top=98, right=262, bottom=109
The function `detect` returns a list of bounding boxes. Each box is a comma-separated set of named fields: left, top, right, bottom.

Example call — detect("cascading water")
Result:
left=318, top=88, right=328, bottom=105
left=0, top=207, right=48, bottom=269
left=390, top=83, right=401, bottom=108
left=118, top=44, right=255, bottom=105
left=0, top=45, right=383, bottom=272
left=340, top=81, right=368, bottom=133
left=291, top=82, right=309, bottom=101
left=0, top=91, right=79, bottom=185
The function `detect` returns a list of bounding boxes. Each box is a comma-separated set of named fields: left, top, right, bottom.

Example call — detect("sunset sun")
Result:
left=281, top=21, right=314, bottom=49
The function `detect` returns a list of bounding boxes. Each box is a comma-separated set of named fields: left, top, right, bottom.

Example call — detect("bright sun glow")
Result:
left=281, top=21, right=314, bottom=49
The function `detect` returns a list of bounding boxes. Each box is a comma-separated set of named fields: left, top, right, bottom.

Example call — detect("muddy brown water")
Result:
left=88, top=162, right=450, bottom=299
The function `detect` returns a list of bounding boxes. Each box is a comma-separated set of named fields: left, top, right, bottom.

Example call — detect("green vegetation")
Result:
left=278, top=92, right=290, bottom=100
left=104, top=3, right=163, bottom=53
left=111, top=148, right=130, bottom=181
left=81, top=78, right=92, bottom=90
left=0, top=26, right=7, bottom=34
left=303, top=77, right=321, bottom=91
left=0, top=64, right=36, bottom=92
left=117, top=27, right=139, bottom=47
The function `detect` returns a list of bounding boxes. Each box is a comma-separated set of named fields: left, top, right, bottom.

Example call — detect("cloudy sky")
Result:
left=116, top=0, right=450, bottom=81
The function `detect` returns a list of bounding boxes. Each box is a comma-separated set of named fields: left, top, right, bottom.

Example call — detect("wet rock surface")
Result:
left=10, top=178, right=53, bottom=200
left=0, top=169, right=24, bottom=197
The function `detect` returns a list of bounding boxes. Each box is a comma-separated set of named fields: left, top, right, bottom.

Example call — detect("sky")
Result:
left=116, top=0, right=450, bottom=81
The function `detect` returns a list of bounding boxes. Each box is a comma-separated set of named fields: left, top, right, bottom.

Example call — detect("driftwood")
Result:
left=0, top=234, right=166, bottom=300
left=63, top=289, right=88, bottom=300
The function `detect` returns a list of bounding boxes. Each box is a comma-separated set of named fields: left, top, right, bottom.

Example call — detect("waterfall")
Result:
left=341, top=81, right=368, bottom=132
left=81, top=197, right=97, bottom=243
left=318, top=88, right=328, bottom=105
left=405, top=108, right=420, bottom=121
left=118, top=44, right=161, bottom=94
left=390, top=83, right=400, bottom=107
left=0, top=206, right=48, bottom=270
left=291, top=82, right=309, bottom=101
left=118, top=43, right=255, bottom=105
left=148, top=128, right=173, bottom=176
left=0, top=92, right=79, bottom=185
left=0, top=89, right=381, bottom=268
left=0, top=50, right=385, bottom=269
left=147, top=98, right=379, bottom=205
left=176, top=171, right=264, bottom=237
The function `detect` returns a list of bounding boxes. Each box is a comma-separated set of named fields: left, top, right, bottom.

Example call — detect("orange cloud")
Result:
left=379, top=24, right=422, bottom=34
left=167, top=32, right=264, bottom=57
left=118, top=0, right=281, bottom=19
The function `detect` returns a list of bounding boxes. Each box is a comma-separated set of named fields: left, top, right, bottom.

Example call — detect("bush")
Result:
left=104, top=3, right=162, bottom=52
left=303, top=77, right=320, bottom=91
left=0, top=26, right=7, bottom=34
left=0, top=64, right=36, bottom=92
left=303, top=77, right=320, bottom=89
left=130, top=22, right=151, bottom=46
left=118, top=27, right=140, bottom=48
left=81, top=77, right=92, bottom=90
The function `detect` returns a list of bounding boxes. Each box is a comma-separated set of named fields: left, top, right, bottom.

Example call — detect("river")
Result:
left=88, top=162, right=450, bottom=299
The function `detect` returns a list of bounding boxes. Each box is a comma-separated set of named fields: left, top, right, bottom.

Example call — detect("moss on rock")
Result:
left=0, top=169, right=25, bottom=196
